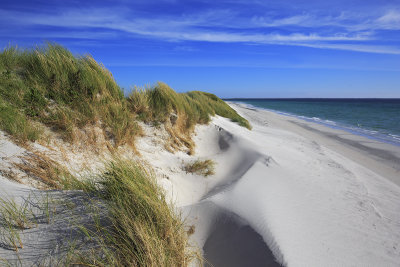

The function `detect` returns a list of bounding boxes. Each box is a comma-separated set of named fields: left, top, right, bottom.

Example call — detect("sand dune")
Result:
left=181, top=103, right=400, bottom=266
left=1, top=102, right=400, bottom=266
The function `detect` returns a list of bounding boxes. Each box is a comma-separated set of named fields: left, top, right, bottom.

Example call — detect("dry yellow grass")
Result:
left=184, top=159, right=216, bottom=177
left=65, top=159, right=202, bottom=266
left=0, top=43, right=141, bottom=147
left=13, top=151, right=63, bottom=189
left=128, top=82, right=250, bottom=154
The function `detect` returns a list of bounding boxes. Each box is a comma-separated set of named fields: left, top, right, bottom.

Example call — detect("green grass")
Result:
left=0, top=43, right=250, bottom=147
left=60, top=159, right=198, bottom=266
left=184, top=159, right=215, bottom=177
left=186, top=91, right=252, bottom=129
left=1, top=159, right=199, bottom=266
left=129, top=82, right=251, bottom=130
left=0, top=42, right=246, bottom=265
left=128, top=82, right=251, bottom=153
left=0, top=99, right=42, bottom=143
left=0, top=43, right=139, bottom=145
left=99, top=160, right=195, bottom=266
left=0, top=196, right=38, bottom=252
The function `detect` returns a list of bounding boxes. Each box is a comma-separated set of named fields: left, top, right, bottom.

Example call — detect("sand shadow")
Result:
left=203, top=211, right=281, bottom=267
left=0, top=190, right=109, bottom=266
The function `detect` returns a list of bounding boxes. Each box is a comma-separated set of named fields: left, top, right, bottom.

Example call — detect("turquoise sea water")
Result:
left=228, top=99, right=400, bottom=146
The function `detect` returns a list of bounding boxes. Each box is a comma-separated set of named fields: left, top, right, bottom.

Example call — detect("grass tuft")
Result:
left=0, top=43, right=140, bottom=146
left=186, top=91, right=252, bottom=130
left=0, top=197, right=35, bottom=231
left=59, top=159, right=199, bottom=266
left=13, top=151, right=66, bottom=189
left=97, top=159, right=195, bottom=266
left=0, top=196, right=39, bottom=252
left=184, top=159, right=215, bottom=177
left=0, top=99, right=42, bottom=143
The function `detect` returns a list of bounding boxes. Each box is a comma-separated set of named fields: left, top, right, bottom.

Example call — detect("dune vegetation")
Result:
left=184, top=159, right=216, bottom=177
left=0, top=160, right=200, bottom=266
left=61, top=159, right=198, bottom=266
left=0, top=43, right=250, bottom=149
left=0, top=44, right=138, bottom=146
left=0, top=43, right=249, bottom=266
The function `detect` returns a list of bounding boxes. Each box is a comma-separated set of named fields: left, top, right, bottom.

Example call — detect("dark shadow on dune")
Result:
left=217, top=128, right=233, bottom=151
left=202, top=128, right=263, bottom=201
left=203, top=212, right=281, bottom=267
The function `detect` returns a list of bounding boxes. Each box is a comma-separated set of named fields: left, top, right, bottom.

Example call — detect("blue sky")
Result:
left=1, top=0, right=400, bottom=97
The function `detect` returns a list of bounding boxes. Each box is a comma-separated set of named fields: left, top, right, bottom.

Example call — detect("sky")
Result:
left=1, top=0, right=400, bottom=98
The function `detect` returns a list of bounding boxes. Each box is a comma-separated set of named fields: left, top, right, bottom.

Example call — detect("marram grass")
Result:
left=128, top=82, right=251, bottom=153
left=184, top=159, right=216, bottom=177
left=0, top=43, right=246, bottom=265
left=129, top=82, right=251, bottom=130
left=0, top=43, right=139, bottom=146
left=98, top=160, right=196, bottom=266
left=0, top=43, right=250, bottom=149
left=64, top=159, right=200, bottom=266
left=0, top=159, right=201, bottom=266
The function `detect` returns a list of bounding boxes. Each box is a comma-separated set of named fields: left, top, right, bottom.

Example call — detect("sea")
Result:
left=228, top=99, right=400, bottom=146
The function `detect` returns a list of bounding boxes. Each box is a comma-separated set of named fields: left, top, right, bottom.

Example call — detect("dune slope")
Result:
left=171, top=103, right=400, bottom=266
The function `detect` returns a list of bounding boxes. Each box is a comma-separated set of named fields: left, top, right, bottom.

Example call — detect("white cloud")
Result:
left=252, top=14, right=314, bottom=27
left=1, top=7, right=399, bottom=55
left=0, top=8, right=369, bottom=42
left=377, top=10, right=400, bottom=23
left=252, top=10, right=400, bottom=31
left=375, top=10, right=400, bottom=30
left=299, top=43, right=400, bottom=55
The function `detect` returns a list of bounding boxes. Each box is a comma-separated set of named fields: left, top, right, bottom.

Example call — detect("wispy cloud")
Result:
left=0, top=6, right=399, bottom=54
left=299, top=43, right=400, bottom=55
left=376, top=10, right=400, bottom=30
left=252, top=9, right=400, bottom=31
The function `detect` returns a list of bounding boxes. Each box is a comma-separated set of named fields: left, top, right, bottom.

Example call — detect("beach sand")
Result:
left=1, top=102, right=400, bottom=266
left=180, top=103, right=400, bottom=266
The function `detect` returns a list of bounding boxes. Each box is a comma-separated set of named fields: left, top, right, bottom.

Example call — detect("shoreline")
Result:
left=228, top=102, right=400, bottom=186
left=229, top=101, right=400, bottom=147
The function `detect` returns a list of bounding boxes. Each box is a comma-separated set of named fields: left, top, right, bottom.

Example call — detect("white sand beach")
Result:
left=2, top=0, right=400, bottom=265
left=145, top=102, right=400, bottom=266
left=1, top=102, right=400, bottom=266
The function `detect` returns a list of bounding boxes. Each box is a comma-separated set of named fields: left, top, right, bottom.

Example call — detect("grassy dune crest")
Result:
left=128, top=83, right=251, bottom=153
left=0, top=43, right=139, bottom=145
left=129, top=83, right=251, bottom=130
left=0, top=43, right=250, bottom=148
left=0, top=44, right=248, bottom=265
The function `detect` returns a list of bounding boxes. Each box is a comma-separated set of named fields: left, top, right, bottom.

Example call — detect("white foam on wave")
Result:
left=325, top=120, right=336, bottom=125
left=389, top=134, right=400, bottom=141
